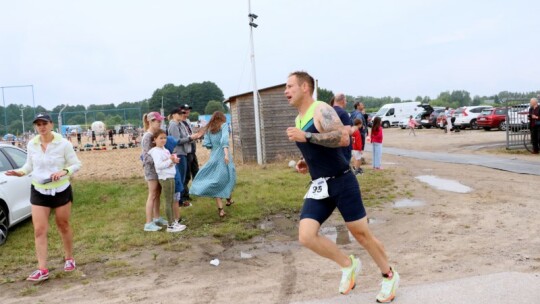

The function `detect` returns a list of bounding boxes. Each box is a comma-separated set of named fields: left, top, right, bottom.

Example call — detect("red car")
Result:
left=476, top=107, right=507, bottom=131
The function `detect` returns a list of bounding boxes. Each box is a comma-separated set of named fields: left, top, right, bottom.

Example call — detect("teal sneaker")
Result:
left=153, top=217, right=168, bottom=226
left=144, top=222, right=162, bottom=232
left=339, top=255, right=361, bottom=295
left=376, top=268, right=400, bottom=303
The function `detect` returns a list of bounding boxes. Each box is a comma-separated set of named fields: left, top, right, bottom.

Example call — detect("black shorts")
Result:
left=300, top=172, right=366, bottom=224
left=30, top=185, right=73, bottom=208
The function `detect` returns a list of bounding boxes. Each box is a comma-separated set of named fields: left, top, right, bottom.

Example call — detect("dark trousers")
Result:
left=532, top=125, right=540, bottom=152
left=182, top=152, right=199, bottom=200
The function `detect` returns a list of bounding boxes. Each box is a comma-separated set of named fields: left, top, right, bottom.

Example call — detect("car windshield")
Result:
left=454, top=108, right=465, bottom=114
left=375, top=107, right=388, bottom=116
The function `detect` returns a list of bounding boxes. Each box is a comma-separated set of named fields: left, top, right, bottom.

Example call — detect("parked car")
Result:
left=0, top=144, right=32, bottom=245
left=436, top=109, right=455, bottom=128
left=453, top=106, right=493, bottom=130
left=477, top=108, right=507, bottom=131
left=420, top=107, right=445, bottom=129
left=507, top=104, right=530, bottom=130
left=398, top=112, right=423, bottom=129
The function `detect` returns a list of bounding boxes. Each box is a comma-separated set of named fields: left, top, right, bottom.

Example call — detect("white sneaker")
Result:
left=167, top=223, right=186, bottom=233
left=376, top=268, right=400, bottom=303
left=339, top=255, right=362, bottom=295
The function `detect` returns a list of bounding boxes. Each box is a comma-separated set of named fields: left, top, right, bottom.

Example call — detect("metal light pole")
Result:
left=248, top=0, right=263, bottom=165
left=58, top=104, right=68, bottom=135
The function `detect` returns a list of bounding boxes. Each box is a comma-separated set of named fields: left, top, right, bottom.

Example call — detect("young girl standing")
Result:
left=369, top=116, right=384, bottom=170
left=141, top=112, right=166, bottom=231
left=148, top=129, right=186, bottom=233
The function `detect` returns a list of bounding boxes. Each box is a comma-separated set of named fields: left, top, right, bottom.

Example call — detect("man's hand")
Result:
left=287, top=127, right=307, bottom=143
left=296, top=159, right=308, bottom=174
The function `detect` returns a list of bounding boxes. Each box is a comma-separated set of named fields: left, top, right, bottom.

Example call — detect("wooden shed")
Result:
left=225, top=83, right=301, bottom=164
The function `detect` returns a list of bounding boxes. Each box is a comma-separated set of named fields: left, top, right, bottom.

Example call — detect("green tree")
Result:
left=67, top=114, right=85, bottom=125
left=317, top=87, right=334, bottom=103
left=472, top=95, right=482, bottom=106
left=415, top=96, right=423, bottom=102
left=95, top=112, right=106, bottom=121
left=189, top=111, right=200, bottom=122
left=205, top=100, right=225, bottom=114
left=105, top=115, right=123, bottom=127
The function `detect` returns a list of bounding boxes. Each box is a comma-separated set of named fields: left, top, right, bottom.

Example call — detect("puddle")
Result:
left=320, top=226, right=352, bottom=245
left=415, top=175, right=473, bottom=193
left=394, top=199, right=425, bottom=208
left=368, top=217, right=387, bottom=224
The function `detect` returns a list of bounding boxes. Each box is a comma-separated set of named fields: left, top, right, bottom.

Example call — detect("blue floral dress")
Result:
left=190, top=123, right=236, bottom=198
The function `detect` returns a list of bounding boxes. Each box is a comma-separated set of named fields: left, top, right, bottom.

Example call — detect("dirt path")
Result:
left=2, top=128, right=540, bottom=303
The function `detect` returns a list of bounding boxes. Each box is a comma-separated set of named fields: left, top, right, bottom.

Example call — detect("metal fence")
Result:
left=505, top=98, right=530, bottom=150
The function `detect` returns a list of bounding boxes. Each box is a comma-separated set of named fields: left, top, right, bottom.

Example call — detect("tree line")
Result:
left=317, top=88, right=540, bottom=113
left=1, top=81, right=226, bottom=135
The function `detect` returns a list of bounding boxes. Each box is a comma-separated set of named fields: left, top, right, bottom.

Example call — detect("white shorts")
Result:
left=352, top=150, right=363, bottom=160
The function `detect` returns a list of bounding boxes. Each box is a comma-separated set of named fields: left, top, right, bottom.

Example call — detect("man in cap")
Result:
left=179, top=104, right=199, bottom=201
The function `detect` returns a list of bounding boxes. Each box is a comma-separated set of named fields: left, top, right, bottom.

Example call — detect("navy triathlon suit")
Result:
left=296, top=101, right=366, bottom=224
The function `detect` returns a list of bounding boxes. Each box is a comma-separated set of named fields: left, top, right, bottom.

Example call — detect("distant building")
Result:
left=224, top=83, right=300, bottom=164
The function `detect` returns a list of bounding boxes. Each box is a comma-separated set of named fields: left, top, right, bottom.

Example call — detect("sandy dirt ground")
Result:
left=2, top=128, right=540, bottom=303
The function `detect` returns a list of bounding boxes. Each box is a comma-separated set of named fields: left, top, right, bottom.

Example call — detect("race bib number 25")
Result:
left=304, top=177, right=330, bottom=200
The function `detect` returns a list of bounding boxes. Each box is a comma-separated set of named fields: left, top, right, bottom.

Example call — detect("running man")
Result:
left=285, top=71, right=399, bottom=302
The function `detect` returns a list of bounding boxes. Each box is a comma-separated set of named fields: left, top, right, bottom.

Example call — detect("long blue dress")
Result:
left=189, top=123, right=236, bottom=198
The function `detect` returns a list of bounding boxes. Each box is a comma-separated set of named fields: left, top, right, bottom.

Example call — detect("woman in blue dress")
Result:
left=190, top=111, right=236, bottom=218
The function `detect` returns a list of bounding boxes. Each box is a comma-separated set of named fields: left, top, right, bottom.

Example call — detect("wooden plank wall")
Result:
left=229, top=84, right=302, bottom=164
left=260, top=86, right=301, bottom=161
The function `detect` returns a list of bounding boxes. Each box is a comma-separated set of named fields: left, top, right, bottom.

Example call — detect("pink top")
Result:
left=408, top=118, right=418, bottom=128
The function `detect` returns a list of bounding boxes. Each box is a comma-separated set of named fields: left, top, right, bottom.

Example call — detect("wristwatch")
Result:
left=305, top=132, right=312, bottom=143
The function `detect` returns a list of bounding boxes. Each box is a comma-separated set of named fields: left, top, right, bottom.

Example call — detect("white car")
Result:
left=507, top=104, right=530, bottom=130
left=0, top=144, right=32, bottom=245
left=453, top=106, right=493, bottom=130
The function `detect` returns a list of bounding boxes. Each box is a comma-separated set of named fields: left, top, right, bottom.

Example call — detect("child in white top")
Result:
left=148, top=130, right=186, bottom=233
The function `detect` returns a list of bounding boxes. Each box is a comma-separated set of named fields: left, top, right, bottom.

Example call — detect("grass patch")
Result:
left=1, top=164, right=396, bottom=274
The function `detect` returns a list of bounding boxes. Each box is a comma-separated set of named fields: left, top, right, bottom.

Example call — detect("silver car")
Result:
left=0, top=143, right=32, bottom=245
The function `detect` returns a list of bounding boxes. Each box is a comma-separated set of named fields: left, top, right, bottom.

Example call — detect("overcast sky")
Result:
left=1, top=0, right=539, bottom=110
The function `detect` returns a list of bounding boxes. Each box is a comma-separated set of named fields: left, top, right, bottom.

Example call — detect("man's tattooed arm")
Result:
left=311, top=105, right=350, bottom=148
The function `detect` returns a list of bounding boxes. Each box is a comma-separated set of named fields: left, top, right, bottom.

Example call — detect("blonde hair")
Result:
left=143, top=113, right=150, bottom=130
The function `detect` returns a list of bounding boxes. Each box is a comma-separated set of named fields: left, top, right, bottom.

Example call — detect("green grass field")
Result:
left=0, top=164, right=396, bottom=275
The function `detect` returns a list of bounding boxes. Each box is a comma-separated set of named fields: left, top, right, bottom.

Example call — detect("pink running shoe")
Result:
left=64, top=258, right=76, bottom=272
left=27, top=269, right=49, bottom=281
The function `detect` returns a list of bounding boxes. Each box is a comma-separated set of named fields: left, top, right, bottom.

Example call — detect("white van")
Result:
left=375, top=102, right=423, bottom=128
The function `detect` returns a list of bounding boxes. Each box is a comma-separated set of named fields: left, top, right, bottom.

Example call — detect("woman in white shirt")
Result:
left=6, top=113, right=81, bottom=282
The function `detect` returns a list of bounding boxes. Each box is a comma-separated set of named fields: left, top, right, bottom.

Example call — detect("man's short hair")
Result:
left=289, top=71, right=315, bottom=96
left=532, top=98, right=538, bottom=103
left=334, top=93, right=346, bottom=104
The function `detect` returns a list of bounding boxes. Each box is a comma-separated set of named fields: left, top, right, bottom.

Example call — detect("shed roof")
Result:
left=224, top=83, right=286, bottom=104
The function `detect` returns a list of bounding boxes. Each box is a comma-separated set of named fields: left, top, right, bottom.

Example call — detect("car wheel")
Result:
left=382, top=121, right=390, bottom=128
left=0, top=204, right=8, bottom=246
left=470, top=119, right=479, bottom=130
left=498, top=121, right=507, bottom=131
left=483, top=127, right=491, bottom=131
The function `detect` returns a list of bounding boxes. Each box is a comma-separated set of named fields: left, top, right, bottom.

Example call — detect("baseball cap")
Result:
left=33, top=113, right=53, bottom=123
left=179, top=104, right=192, bottom=110
left=147, top=112, right=165, bottom=121
left=170, top=108, right=188, bottom=115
